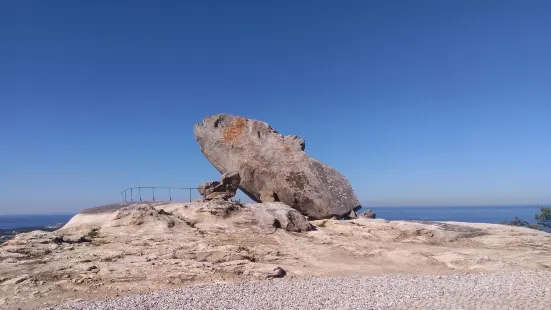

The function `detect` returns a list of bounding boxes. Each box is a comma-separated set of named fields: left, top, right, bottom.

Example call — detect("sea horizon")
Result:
left=1, top=202, right=548, bottom=216
left=361, top=204, right=547, bottom=208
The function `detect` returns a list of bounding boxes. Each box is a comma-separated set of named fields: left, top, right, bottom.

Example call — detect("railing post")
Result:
left=152, top=188, right=155, bottom=202
left=169, top=187, right=172, bottom=201
left=189, top=188, right=192, bottom=202
left=131, top=188, right=134, bottom=202
left=139, top=187, right=142, bottom=202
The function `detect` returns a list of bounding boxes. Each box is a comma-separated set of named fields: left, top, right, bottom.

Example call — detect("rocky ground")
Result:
left=1, top=201, right=550, bottom=309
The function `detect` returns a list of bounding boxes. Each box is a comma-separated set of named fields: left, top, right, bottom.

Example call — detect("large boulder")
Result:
left=194, top=114, right=361, bottom=220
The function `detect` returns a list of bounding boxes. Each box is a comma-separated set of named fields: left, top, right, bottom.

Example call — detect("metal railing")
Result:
left=121, top=187, right=199, bottom=203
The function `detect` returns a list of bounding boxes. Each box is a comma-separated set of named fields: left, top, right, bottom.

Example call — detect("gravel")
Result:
left=46, top=270, right=551, bottom=310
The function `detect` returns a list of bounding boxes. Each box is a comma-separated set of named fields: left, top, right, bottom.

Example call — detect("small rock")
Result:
left=86, top=265, right=98, bottom=272
left=198, top=181, right=221, bottom=197
left=360, top=209, right=376, bottom=219
left=255, top=203, right=312, bottom=232
left=244, top=264, right=286, bottom=279
left=345, top=210, right=358, bottom=219
left=198, top=171, right=241, bottom=201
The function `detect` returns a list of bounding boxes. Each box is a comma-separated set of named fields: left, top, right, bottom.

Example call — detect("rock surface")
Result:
left=194, top=114, right=361, bottom=219
left=60, top=201, right=311, bottom=234
left=1, top=274, right=29, bottom=286
left=254, top=202, right=312, bottom=232
left=1, top=202, right=551, bottom=309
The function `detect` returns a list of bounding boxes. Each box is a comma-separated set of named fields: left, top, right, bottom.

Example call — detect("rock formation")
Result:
left=254, top=202, right=312, bottom=232
left=198, top=171, right=241, bottom=200
left=60, top=201, right=311, bottom=234
left=360, top=209, right=376, bottom=219
left=194, top=114, right=361, bottom=220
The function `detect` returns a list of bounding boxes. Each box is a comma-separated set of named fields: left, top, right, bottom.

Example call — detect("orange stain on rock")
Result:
left=223, top=117, right=247, bottom=143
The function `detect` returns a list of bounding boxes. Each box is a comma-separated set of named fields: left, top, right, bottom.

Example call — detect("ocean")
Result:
left=0, top=214, right=75, bottom=230
left=0, top=206, right=544, bottom=230
left=358, top=205, right=543, bottom=224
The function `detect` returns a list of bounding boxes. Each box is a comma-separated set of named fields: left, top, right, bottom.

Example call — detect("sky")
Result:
left=1, top=1, right=550, bottom=214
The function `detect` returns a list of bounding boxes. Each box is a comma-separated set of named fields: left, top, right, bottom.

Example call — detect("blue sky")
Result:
left=1, top=1, right=550, bottom=214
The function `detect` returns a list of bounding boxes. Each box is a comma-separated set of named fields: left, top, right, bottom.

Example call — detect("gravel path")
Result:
left=47, top=271, right=551, bottom=310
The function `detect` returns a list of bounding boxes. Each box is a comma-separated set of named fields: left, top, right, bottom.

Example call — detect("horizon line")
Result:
left=1, top=203, right=549, bottom=216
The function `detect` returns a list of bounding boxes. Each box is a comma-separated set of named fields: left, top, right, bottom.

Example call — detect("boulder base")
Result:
left=198, top=171, right=241, bottom=201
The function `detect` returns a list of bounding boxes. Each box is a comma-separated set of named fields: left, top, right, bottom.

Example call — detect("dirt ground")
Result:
left=1, top=202, right=550, bottom=310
